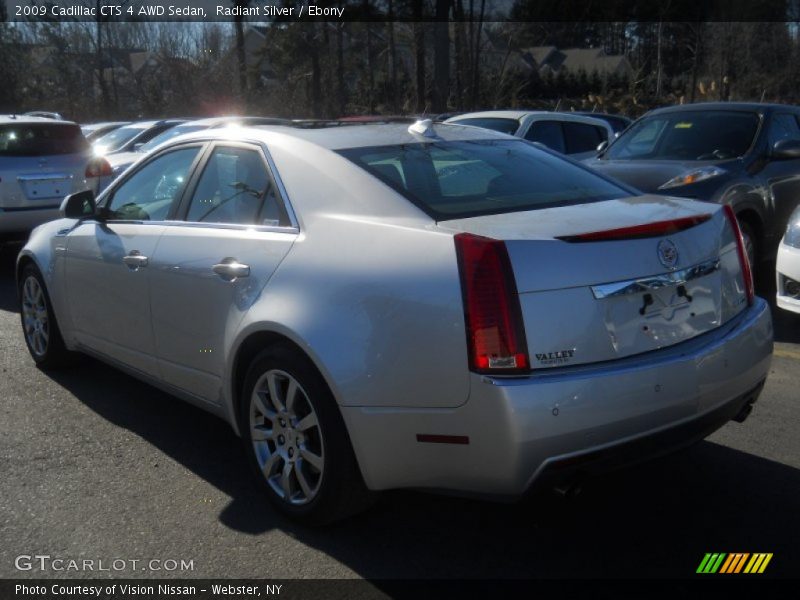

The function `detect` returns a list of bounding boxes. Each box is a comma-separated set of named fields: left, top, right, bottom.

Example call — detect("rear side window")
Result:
left=524, top=121, right=566, bottom=153
left=451, top=118, right=520, bottom=135
left=0, top=123, right=88, bottom=157
left=93, top=125, right=146, bottom=152
left=563, top=122, right=606, bottom=154
left=340, top=139, right=630, bottom=220
left=185, top=146, right=287, bottom=226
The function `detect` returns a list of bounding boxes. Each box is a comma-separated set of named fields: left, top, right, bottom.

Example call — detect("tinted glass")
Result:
left=139, top=124, right=207, bottom=153
left=768, top=113, right=800, bottom=147
left=0, top=123, right=88, bottom=156
left=93, top=125, right=145, bottom=152
left=606, top=111, right=759, bottom=160
left=185, top=146, right=283, bottom=225
left=525, top=121, right=566, bottom=153
left=340, top=139, right=630, bottom=220
left=563, top=122, right=605, bottom=154
left=133, top=124, right=174, bottom=147
left=107, top=147, right=200, bottom=221
left=605, top=116, right=631, bottom=133
left=451, top=118, right=520, bottom=135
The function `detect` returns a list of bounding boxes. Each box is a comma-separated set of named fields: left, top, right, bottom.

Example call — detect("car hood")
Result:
left=584, top=158, right=737, bottom=193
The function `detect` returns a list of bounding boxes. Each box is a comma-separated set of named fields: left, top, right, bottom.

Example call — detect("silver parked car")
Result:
left=91, top=119, right=186, bottom=157
left=17, top=120, right=772, bottom=523
left=1, top=115, right=107, bottom=244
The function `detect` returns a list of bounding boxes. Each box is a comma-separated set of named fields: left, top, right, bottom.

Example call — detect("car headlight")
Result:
left=784, top=206, right=800, bottom=248
left=658, top=166, right=727, bottom=190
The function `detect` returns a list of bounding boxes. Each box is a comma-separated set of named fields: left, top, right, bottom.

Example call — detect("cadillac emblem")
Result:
left=657, top=239, right=679, bottom=270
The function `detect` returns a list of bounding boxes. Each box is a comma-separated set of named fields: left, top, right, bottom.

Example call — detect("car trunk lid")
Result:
left=442, top=195, right=749, bottom=370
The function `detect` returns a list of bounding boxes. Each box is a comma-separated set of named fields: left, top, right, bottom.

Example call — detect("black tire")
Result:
left=239, top=343, right=376, bottom=525
left=18, top=263, right=74, bottom=369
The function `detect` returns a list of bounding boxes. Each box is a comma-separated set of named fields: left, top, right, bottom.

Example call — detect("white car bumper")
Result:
left=776, top=242, right=800, bottom=314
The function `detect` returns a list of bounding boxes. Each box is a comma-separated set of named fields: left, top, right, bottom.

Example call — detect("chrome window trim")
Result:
left=590, top=258, right=721, bottom=299
left=87, top=218, right=299, bottom=235
left=98, top=135, right=300, bottom=231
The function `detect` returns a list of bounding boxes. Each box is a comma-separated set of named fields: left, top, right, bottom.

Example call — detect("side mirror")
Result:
left=596, top=140, right=609, bottom=154
left=60, top=189, right=97, bottom=219
left=133, top=142, right=145, bottom=152
left=772, top=138, right=800, bottom=160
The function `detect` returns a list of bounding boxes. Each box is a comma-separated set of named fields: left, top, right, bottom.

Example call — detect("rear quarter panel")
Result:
left=227, top=138, right=471, bottom=411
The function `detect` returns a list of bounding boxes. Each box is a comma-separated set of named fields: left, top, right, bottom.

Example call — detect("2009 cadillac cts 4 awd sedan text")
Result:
left=17, top=121, right=772, bottom=523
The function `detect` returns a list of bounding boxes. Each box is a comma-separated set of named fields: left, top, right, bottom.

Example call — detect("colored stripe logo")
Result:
left=697, top=553, right=773, bottom=574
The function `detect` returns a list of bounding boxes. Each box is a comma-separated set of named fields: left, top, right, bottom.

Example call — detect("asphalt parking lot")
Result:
left=0, top=243, right=798, bottom=582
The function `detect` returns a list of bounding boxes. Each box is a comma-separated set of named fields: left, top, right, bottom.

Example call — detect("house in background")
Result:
left=520, top=46, right=633, bottom=79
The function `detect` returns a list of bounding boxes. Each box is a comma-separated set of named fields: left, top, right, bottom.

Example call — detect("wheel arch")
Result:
left=227, top=327, right=341, bottom=436
left=227, top=326, right=373, bottom=488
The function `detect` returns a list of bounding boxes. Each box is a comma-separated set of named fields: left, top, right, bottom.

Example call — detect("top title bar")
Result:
left=2, top=0, right=800, bottom=23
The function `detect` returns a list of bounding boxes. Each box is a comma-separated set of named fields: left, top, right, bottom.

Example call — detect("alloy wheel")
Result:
left=21, top=275, right=49, bottom=358
left=249, top=369, right=325, bottom=505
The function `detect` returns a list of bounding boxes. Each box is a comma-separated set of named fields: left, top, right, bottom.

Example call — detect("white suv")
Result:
left=445, top=110, right=614, bottom=159
left=0, top=115, right=108, bottom=244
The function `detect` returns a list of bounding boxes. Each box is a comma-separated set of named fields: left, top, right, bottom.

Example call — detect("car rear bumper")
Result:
left=776, top=242, right=800, bottom=314
left=342, top=297, right=773, bottom=496
left=0, top=206, right=61, bottom=237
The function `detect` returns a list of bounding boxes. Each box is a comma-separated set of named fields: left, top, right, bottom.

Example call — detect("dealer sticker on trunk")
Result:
left=535, top=349, right=576, bottom=366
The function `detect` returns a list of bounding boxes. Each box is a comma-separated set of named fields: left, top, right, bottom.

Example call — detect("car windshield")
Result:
left=450, top=117, right=520, bottom=135
left=340, top=139, right=630, bottom=220
left=138, top=124, right=208, bottom=153
left=605, top=110, right=760, bottom=161
left=0, top=123, right=88, bottom=156
left=93, top=125, right=146, bottom=152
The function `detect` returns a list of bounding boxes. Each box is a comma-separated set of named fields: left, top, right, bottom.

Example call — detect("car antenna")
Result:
left=408, top=119, right=436, bottom=138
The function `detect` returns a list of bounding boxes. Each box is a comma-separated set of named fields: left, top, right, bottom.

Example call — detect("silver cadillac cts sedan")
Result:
left=17, top=120, right=773, bottom=524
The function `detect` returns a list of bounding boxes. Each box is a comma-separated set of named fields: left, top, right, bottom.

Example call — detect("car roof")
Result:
left=124, top=119, right=186, bottom=129
left=0, top=115, right=78, bottom=126
left=647, top=102, right=799, bottom=115
left=447, top=110, right=547, bottom=121
left=169, top=121, right=513, bottom=151
left=446, top=110, right=612, bottom=123
left=82, top=121, right=130, bottom=127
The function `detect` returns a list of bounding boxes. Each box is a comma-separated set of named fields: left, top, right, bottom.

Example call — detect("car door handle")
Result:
left=122, top=251, right=148, bottom=270
left=212, top=258, right=250, bottom=281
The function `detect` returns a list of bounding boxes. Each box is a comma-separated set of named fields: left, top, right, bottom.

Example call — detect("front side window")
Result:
left=184, top=146, right=285, bottom=226
left=767, top=113, right=800, bottom=147
left=340, top=139, right=630, bottom=220
left=606, top=111, right=760, bottom=161
left=106, top=147, right=201, bottom=221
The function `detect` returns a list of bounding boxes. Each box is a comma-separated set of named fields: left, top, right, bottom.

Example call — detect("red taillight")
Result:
left=723, top=205, right=754, bottom=306
left=85, top=157, right=112, bottom=178
left=454, top=233, right=529, bottom=375
left=557, top=214, right=712, bottom=242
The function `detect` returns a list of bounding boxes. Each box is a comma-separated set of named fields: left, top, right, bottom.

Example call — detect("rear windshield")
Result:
left=339, top=139, right=630, bottom=220
left=450, top=118, right=520, bottom=135
left=139, top=124, right=207, bottom=153
left=93, top=125, right=145, bottom=152
left=606, top=110, right=760, bottom=161
left=0, top=123, right=88, bottom=157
